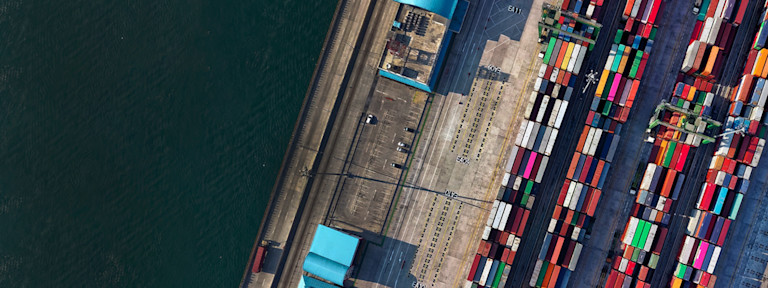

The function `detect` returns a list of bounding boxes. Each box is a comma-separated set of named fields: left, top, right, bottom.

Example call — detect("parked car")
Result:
left=404, top=127, right=415, bottom=132
left=391, top=163, right=402, bottom=169
left=366, top=114, right=375, bottom=124
left=397, top=142, right=409, bottom=148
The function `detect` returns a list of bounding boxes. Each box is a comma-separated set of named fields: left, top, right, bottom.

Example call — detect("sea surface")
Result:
left=0, top=0, right=335, bottom=286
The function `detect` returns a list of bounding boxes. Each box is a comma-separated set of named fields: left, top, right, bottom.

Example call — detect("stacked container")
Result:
left=668, top=2, right=768, bottom=286
left=680, top=0, right=748, bottom=80
left=604, top=83, right=715, bottom=287
left=528, top=1, right=663, bottom=287
left=465, top=8, right=603, bottom=288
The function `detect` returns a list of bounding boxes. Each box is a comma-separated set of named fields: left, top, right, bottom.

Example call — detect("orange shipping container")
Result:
left=567, top=152, right=581, bottom=179
left=701, top=47, right=719, bottom=77
left=753, top=49, right=768, bottom=77
left=660, top=169, right=677, bottom=197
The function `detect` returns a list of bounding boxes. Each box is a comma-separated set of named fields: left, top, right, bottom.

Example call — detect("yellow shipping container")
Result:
left=596, top=69, right=610, bottom=97
left=561, top=42, right=575, bottom=70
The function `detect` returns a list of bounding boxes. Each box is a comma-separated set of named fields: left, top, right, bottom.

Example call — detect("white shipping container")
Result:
left=707, top=18, right=722, bottom=45
left=550, top=67, right=559, bottom=83
left=706, top=246, right=721, bottom=273
left=640, top=164, right=656, bottom=191
left=546, top=129, right=558, bottom=156
left=547, top=218, right=557, bottom=233
left=571, top=226, right=581, bottom=241
left=567, top=45, right=581, bottom=73
left=502, top=172, right=511, bottom=187
left=588, top=128, right=603, bottom=156
left=487, top=201, right=500, bottom=227
left=605, top=45, right=618, bottom=71
left=687, top=210, right=701, bottom=235
left=548, top=99, right=562, bottom=127
left=655, top=196, right=667, bottom=211
left=700, top=18, right=713, bottom=43
left=511, top=237, right=521, bottom=251
left=524, top=91, right=537, bottom=119
left=584, top=127, right=596, bottom=155
left=682, top=41, right=700, bottom=73
left=536, top=96, right=550, bottom=124
left=492, top=202, right=506, bottom=229
left=500, top=203, right=513, bottom=231
left=752, top=139, right=766, bottom=167
left=715, top=170, right=726, bottom=186
left=513, top=176, right=522, bottom=190
left=538, top=64, right=547, bottom=78
left=535, top=156, right=549, bottom=183
left=534, top=77, right=542, bottom=94
left=631, top=0, right=642, bottom=18
left=555, top=100, right=569, bottom=129
left=529, top=260, right=543, bottom=287
left=715, top=0, right=726, bottom=19
left=644, top=224, right=658, bottom=252
left=521, top=121, right=534, bottom=149
left=527, top=122, right=541, bottom=150
left=482, top=225, right=492, bottom=240
left=506, top=234, right=516, bottom=247
left=539, top=127, right=553, bottom=155
left=515, top=120, right=528, bottom=147
left=569, top=183, right=583, bottom=210
left=505, top=145, right=519, bottom=173
left=586, top=4, right=595, bottom=19
left=564, top=182, right=577, bottom=210
left=568, top=243, right=583, bottom=271
left=679, top=236, right=695, bottom=264
left=705, top=92, right=715, bottom=106
left=750, top=107, right=764, bottom=122
left=619, top=257, right=628, bottom=272
left=479, top=259, right=493, bottom=286
left=759, top=83, right=768, bottom=107
left=623, top=217, right=639, bottom=245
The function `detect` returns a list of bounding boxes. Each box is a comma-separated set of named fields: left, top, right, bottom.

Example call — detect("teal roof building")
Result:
left=378, top=0, right=468, bottom=92
left=300, top=225, right=361, bottom=287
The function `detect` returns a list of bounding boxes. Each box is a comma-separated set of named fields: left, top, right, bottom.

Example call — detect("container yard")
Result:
left=463, top=2, right=603, bottom=285
left=527, top=0, right=661, bottom=286
left=250, top=0, right=768, bottom=286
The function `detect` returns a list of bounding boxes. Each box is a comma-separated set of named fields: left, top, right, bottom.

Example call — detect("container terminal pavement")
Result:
left=241, top=0, right=768, bottom=287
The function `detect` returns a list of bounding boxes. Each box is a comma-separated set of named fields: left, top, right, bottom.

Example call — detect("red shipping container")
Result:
left=734, top=0, right=749, bottom=25
left=517, top=209, right=530, bottom=236
left=587, top=189, right=601, bottom=216
left=558, top=181, right=570, bottom=206
left=718, top=219, right=731, bottom=246
left=467, top=254, right=481, bottom=280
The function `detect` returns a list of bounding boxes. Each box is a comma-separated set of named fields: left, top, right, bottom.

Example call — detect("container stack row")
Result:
left=464, top=10, right=603, bottom=288
left=527, top=1, right=663, bottom=287
left=681, top=0, right=749, bottom=80
left=604, top=96, right=712, bottom=287
left=561, top=0, right=605, bottom=22
left=669, top=3, right=768, bottom=285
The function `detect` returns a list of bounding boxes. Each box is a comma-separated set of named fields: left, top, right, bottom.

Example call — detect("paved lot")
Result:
left=327, top=78, right=424, bottom=236
left=352, top=0, right=544, bottom=287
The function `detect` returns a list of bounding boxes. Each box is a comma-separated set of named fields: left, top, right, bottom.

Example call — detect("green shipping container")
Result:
left=664, top=141, right=677, bottom=167
left=611, top=45, right=625, bottom=73
left=536, top=261, right=549, bottom=287
left=730, top=193, right=744, bottom=220
left=521, top=193, right=529, bottom=206
left=602, top=101, right=613, bottom=116
left=525, top=181, right=533, bottom=194
left=649, top=27, right=658, bottom=41
left=638, top=221, right=650, bottom=249
left=698, top=0, right=711, bottom=21
left=614, top=29, right=623, bottom=44
left=492, top=262, right=505, bottom=288
left=648, top=253, right=659, bottom=269
left=675, top=263, right=687, bottom=278
left=603, top=71, right=615, bottom=99
left=629, top=54, right=641, bottom=79
left=544, top=37, right=557, bottom=64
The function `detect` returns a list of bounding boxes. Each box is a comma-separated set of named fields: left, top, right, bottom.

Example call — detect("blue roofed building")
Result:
left=379, top=0, right=469, bottom=92
left=300, top=225, right=361, bottom=287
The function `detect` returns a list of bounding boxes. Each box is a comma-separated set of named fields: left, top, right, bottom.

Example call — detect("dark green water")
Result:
left=0, top=0, right=335, bottom=286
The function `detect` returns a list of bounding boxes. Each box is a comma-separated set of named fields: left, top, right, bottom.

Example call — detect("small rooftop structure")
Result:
left=379, top=0, right=468, bottom=92
left=301, top=225, right=361, bottom=287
